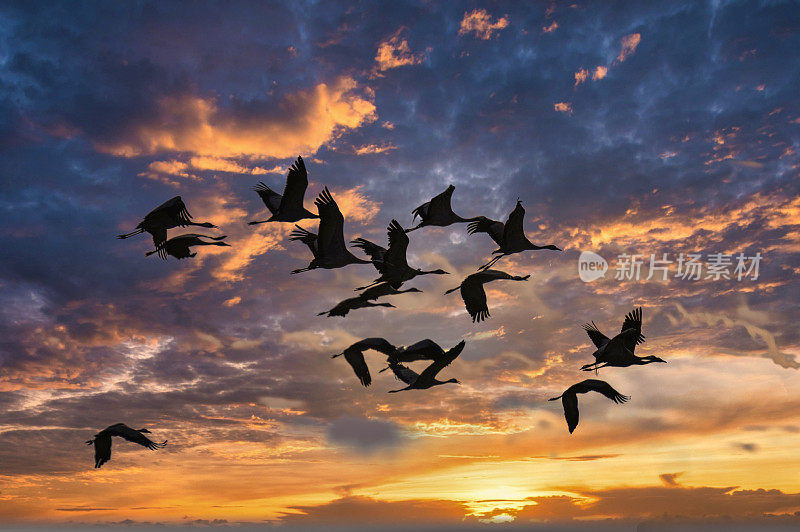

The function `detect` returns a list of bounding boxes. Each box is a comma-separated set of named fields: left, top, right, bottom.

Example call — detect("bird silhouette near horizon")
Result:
left=549, top=379, right=630, bottom=433
left=580, top=307, right=667, bottom=371
left=405, top=184, right=481, bottom=232
left=117, top=196, right=217, bottom=249
left=331, top=338, right=400, bottom=386
left=290, top=187, right=373, bottom=274
left=445, top=269, right=530, bottom=322
left=85, top=423, right=167, bottom=468
left=468, top=200, right=561, bottom=271
left=352, top=219, right=449, bottom=290
left=387, top=346, right=463, bottom=392
left=248, top=156, right=319, bottom=225
left=145, top=234, right=230, bottom=260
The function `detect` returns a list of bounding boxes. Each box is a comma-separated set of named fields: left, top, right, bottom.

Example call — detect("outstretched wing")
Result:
left=417, top=345, right=462, bottom=382
left=111, top=425, right=167, bottom=450
left=315, top=187, right=347, bottom=259
left=289, top=225, right=319, bottom=258
left=583, top=322, right=610, bottom=348
left=357, top=282, right=395, bottom=300
left=343, top=349, right=372, bottom=387
left=561, top=393, right=580, bottom=434
left=350, top=238, right=387, bottom=271
left=400, top=339, right=445, bottom=360
left=427, top=185, right=455, bottom=217
left=352, top=337, right=398, bottom=356
left=461, top=275, right=489, bottom=322
left=93, top=434, right=112, bottom=468
left=502, top=201, right=527, bottom=249
left=388, top=362, right=418, bottom=385
left=383, top=220, right=410, bottom=270
left=620, top=307, right=645, bottom=352
left=411, top=200, right=431, bottom=221
left=576, top=379, right=630, bottom=404
left=253, top=182, right=282, bottom=215
left=146, top=196, right=193, bottom=227
left=278, top=156, right=309, bottom=213
left=467, top=216, right=505, bottom=247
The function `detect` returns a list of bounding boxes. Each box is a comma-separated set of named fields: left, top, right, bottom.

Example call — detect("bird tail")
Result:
left=117, top=228, right=144, bottom=239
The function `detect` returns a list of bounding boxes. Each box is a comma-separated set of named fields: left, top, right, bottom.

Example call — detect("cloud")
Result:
left=554, top=102, right=573, bottom=114
left=660, top=472, right=683, bottom=486
left=326, top=416, right=405, bottom=453
left=374, top=29, right=425, bottom=72
left=281, top=495, right=471, bottom=524
left=617, top=33, right=642, bottom=62
left=458, top=9, right=509, bottom=40
left=95, top=77, right=377, bottom=159
left=593, top=66, right=608, bottom=80
left=354, top=143, right=397, bottom=155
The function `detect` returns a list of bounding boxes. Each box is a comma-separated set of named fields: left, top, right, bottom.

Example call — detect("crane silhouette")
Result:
left=580, top=307, right=667, bottom=371
left=405, top=185, right=480, bottom=232
left=145, top=234, right=229, bottom=260
left=387, top=347, right=462, bottom=392
left=468, top=200, right=561, bottom=270
left=117, top=196, right=217, bottom=248
left=248, top=156, right=319, bottom=224
left=290, top=187, right=373, bottom=274
left=444, top=269, right=530, bottom=322
left=549, top=379, right=629, bottom=433
left=331, top=338, right=399, bottom=386
left=85, top=423, right=167, bottom=468
left=378, top=339, right=466, bottom=373
left=318, top=296, right=395, bottom=318
left=351, top=219, right=448, bottom=290
left=357, top=282, right=423, bottom=301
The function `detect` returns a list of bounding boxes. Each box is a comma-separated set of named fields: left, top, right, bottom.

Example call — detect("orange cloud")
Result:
left=592, top=65, right=608, bottom=80
left=374, top=29, right=424, bottom=71
left=553, top=102, right=573, bottom=114
left=574, top=68, right=588, bottom=86
left=458, top=9, right=509, bottom=40
left=542, top=21, right=558, bottom=33
left=354, top=143, right=397, bottom=155
left=617, top=33, right=641, bottom=62
left=96, top=77, right=377, bottom=159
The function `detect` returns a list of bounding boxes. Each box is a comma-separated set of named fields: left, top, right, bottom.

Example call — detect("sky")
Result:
left=0, top=0, right=799, bottom=528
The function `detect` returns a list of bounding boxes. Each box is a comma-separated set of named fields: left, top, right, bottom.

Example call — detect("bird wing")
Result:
left=388, top=362, right=418, bottom=385
left=353, top=337, right=398, bottom=355
left=344, top=349, right=372, bottom=387
left=357, top=282, right=394, bottom=300
left=620, top=307, right=645, bottom=352
left=93, top=434, right=112, bottom=468
left=289, top=225, right=319, bottom=258
left=411, top=200, right=431, bottom=221
left=383, top=220, right=410, bottom=270
left=111, top=424, right=166, bottom=450
left=150, top=227, right=168, bottom=248
left=146, top=196, right=193, bottom=226
left=253, top=182, right=282, bottom=215
left=427, top=185, right=455, bottom=216
left=502, top=201, right=527, bottom=248
left=402, top=339, right=445, bottom=360
left=467, top=216, right=504, bottom=240
left=460, top=275, right=489, bottom=322
left=350, top=238, right=387, bottom=271
left=315, top=187, right=348, bottom=259
left=417, top=344, right=463, bottom=382
left=561, top=393, right=580, bottom=434
left=583, top=322, right=610, bottom=348
left=278, top=156, right=309, bottom=213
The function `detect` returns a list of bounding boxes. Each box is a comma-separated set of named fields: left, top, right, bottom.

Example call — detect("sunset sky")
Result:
left=1, top=0, right=799, bottom=528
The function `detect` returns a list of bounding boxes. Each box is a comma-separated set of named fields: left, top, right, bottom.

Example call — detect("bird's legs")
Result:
left=355, top=279, right=383, bottom=291
left=580, top=361, right=607, bottom=372
left=291, top=265, right=314, bottom=274
left=116, top=228, right=144, bottom=239
left=478, top=253, right=507, bottom=271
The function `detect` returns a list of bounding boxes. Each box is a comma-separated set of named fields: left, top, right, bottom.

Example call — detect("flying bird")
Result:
left=357, top=282, right=423, bottom=301
left=117, top=196, right=217, bottom=248
left=145, top=234, right=230, bottom=260
left=352, top=219, right=448, bottom=290
left=468, top=200, right=561, bottom=270
left=580, top=307, right=667, bottom=371
left=549, top=379, right=629, bottom=433
left=444, top=269, right=530, bottom=322
left=318, top=296, right=395, bottom=318
left=331, top=338, right=399, bottom=386
left=406, top=185, right=480, bottom=232
left=378, top=339, right=466, bottom=372
left=387, top=347, right=462, bottom=392
left=248, top=156, right=319, bottom=224
left=85, top=423, right=167, bottom=468
left=290, top=187, right=373, bottom=273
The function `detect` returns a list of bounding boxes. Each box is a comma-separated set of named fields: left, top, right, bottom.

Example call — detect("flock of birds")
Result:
left=92, top=156, right=667, bottom=467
